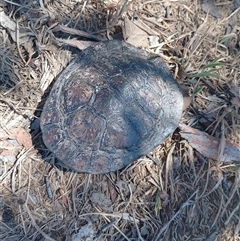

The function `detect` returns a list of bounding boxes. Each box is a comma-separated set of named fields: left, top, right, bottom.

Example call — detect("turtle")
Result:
left=40, top=40, right=183, bottom=174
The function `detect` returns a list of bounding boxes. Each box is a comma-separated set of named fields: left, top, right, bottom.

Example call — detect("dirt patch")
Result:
left=0, top=0, right=240, bottom=240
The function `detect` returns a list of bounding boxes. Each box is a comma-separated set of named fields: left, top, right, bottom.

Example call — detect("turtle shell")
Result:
left=40, top=40, right=183, bottom=174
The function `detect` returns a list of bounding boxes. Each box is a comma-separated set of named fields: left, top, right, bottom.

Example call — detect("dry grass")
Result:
left=0, top=0, right=240, bottom=240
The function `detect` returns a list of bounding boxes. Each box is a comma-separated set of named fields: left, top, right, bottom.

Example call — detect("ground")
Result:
left=0, top=0, right=240, bottom=240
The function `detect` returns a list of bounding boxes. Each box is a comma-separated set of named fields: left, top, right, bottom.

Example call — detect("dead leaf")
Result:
left=0, top=139, right=21, bottom=157
left=0, top=11, right=34, bottom=44
left=54, top=24, right=103, bottom=41
left=123, top=18, right=149, bottom=47
left=201, top=0, right=222, bottom=18
left=0, top=127, right=32, bottom=162
left=55, top=38, right=94, bottom=50
left=179, top=123, right=240, bottom=162
left=89, top=192, right=113, bottom=212
left=0, top=127, right=32, bottom=150
left=132, top=18, right=159, bottom=36
left=71, top=221, right=94, bottom=241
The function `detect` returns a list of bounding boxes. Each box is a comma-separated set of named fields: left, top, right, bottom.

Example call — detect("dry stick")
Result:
left=192, top=157, right=208, bottom=188
left=72, top=187, right=78, bottom=216
left=209, top=110, right=229, bottom=136
left=55, top=25, right=103, bottom=41
left=95, top=219, right=116, bottom=241
left=0, top=96, right=24, bottom=116
left=24, top=204, right=56, bottom=241
left=220, top=7, right=240, bottom=22
left=0, top=219, right=15, bottom=232
left=225, top=201, right=240, bottom=226
left=108, top=0, right=128, bottom=29
left=3, top=0, right=25, bottom=7
left=221, top=173, right=240, bottom=217
left=3, top=78, right=26, bottom=95
left=141, top=15, right=173, bottom=37
left=211, top=193, right=224, bottom=229
left=200, top=174, right=223, bottom=199
left=23, top=161, right=56, bottom=241
left=123, top=183, right=133, bottom=211
left=154, top=190, right=198, bottom=240
left=146, top=154, right=160, bottom=166
left=202, top=227, right=219, bottom=241
left=132, top=210, right=145, bottom=241
left=94, top=207, right=131, bottom=241
left=73, top=0, right=88, bottom=29
left=218, top=119, right=226, bottom=161
left=19, top=205, right=27, bottom=235
left=102, top=217, right=131, bottom=241
left=93, top=0, right=129, bottom=34
left=165, top=144, right=175, bottom=199
left=221, top=173, right=240, bottom=225
left=11, top=156, right=17, bottom=193
left=39, top=0, right=44, bottom=8
left=0, top=148, right=33, bottom=182
left=16, top=20, right=26, bottom=65
left=78, top=212, right=140, bottom=223
left=65, top=172, right=77, bottom=190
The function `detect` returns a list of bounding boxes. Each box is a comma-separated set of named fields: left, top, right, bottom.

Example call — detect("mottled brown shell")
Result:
left=40, top=40, right=183, bottom=174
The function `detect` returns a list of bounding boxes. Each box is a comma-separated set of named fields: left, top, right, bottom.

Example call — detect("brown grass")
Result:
left=0, top=0, right=240, bottom=240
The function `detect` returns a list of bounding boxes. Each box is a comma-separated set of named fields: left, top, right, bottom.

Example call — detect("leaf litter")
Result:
left=0, top=0, right=240, bottom=240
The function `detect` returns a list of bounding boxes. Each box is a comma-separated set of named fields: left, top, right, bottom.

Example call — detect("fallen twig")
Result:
left=179, top=123, right=240, bottom=162
left=154, top=190, right=198, bottom=240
